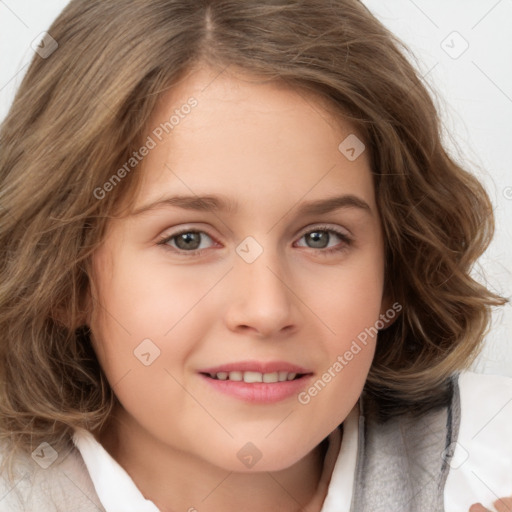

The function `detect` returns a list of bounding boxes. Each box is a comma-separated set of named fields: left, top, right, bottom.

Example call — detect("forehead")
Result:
left=132, top=65, right=374, bottom=212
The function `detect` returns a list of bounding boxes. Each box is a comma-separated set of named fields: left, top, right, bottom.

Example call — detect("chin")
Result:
left=205, top=440, right=313, bottom=474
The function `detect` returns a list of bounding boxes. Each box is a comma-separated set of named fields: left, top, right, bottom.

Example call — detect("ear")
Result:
left=378, top=290, right=402, bottom=331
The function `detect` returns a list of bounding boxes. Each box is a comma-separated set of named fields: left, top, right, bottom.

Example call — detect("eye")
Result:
left=295, top=226, right=353, bottom=256
left=157, top=229, right=215, bottom=254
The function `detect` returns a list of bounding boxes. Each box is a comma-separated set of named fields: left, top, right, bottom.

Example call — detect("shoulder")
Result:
left=0, top=438, right=105, bottom=512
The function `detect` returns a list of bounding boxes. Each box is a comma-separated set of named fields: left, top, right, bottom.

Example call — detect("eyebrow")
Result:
left=131, top=193, right=372, bottom=217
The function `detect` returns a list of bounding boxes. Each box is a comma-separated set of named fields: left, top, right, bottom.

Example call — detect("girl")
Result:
left=0, top=1, right=511, bottom=511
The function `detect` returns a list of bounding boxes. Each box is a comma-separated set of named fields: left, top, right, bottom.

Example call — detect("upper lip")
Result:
left=198, top=360, right=313, bottom=375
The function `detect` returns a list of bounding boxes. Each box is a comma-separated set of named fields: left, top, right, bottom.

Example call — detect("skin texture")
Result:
left=87, top=65, right=393, bottom=512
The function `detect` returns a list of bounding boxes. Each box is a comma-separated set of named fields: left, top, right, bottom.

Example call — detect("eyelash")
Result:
left=157, top=225, right=353, bottom=257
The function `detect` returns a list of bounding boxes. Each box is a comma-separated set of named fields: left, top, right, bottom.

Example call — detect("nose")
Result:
left=224, top=245, right=298, bottom=338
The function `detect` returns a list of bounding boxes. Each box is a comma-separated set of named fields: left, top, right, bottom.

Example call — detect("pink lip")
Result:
left=197, top=360, right=314, bottom=404
left=199, top=373, right=314, bottom=403
left=197, top=360, right=312, bottom=374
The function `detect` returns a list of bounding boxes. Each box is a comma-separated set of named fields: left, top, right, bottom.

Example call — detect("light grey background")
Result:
left=1, top=0, right=511, bottom=376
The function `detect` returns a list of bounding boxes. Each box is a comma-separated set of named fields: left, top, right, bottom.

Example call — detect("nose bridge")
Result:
left=226, top=234, right=295, bottom=335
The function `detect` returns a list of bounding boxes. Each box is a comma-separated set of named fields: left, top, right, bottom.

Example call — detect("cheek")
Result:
left=92, top=248, right=202, bottom=338
left=295, top=247, right=384, bottom=413
left=313, top=245, right=385, bottom=343
left=88, top=250, right=219, bottom=384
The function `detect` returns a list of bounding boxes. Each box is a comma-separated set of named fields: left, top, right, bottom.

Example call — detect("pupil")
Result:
left=308, top=231, right=328, bottom=248
left=177, top=232, right=200, bottom=250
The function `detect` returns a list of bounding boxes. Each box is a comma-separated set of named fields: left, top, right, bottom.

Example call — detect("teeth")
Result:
left=263, top=372, right=278, bottom=383
left=278, top=371, right=288, bottom=382
left=242, top=371, right=262, bottom=383
left=208, top=371, right=301, bottom=382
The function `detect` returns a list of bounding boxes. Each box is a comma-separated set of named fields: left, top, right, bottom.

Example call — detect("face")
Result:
left=88, top=65, right=389, bottom=472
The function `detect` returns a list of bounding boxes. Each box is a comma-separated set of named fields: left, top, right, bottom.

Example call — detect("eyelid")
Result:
left=158, top=222, right=351, bottom=240
left=296, top=223, right=351, bottom=238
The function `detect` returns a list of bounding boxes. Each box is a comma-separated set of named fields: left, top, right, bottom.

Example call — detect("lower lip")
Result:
left=199, top=373, right=313, bottom=403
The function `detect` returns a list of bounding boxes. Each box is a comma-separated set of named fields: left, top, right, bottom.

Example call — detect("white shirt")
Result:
left=73, top=372, right=512, bottom=512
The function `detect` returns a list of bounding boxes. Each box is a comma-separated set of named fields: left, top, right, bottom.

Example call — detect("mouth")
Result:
left=200, top=370, right=309, bottom=383
left=197, top=360, right=313, bottom=383
left=196, top=361, right=314, bottom=403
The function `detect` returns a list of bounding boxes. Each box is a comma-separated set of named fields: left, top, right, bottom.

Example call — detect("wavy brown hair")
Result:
left=0, top=0, right=507, bottom=473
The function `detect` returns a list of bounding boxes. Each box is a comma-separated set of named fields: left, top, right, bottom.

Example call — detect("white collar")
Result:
left=72, top=404, right=359, bottom=512
left=72, top=429, right=160, bottom=512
